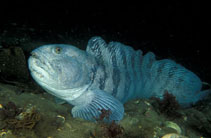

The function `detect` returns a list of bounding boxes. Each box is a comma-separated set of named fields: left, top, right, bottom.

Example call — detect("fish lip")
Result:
left=29, top=49, right=49, bottom=70
left=28, top=53, right=49, bottom=81
left=29, top=60, right=44, bottom=78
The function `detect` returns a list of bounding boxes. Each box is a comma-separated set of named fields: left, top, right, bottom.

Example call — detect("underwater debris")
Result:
left=91, top=109, right=124, bottom=138
left=152, top=91, right=181, bottom=118
left=0, top=102, right=40, bottom=131
left=95, top=108, right=111, bottom=122
left=2, top=102, right=21, bottom=118
left=5, top=104, right=40, bottom=130
left=101, top=120, right=124, bottom=138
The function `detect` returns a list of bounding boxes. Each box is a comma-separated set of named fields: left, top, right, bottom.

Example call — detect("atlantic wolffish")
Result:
left=28, top=36, right=210, bottom=122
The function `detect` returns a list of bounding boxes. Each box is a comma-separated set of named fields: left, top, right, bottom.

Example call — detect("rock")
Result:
left=0, top=120, right=6, bottom=129
left=185, top=108, right=211, bottom=135
left=0, top=109, right=6, bottom=121
left=0, top=47, right=29, bottom=82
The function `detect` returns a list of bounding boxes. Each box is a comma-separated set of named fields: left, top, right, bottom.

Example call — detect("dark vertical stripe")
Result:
left=165, top=63, right=185, bottom=90
left=154, top=62, right=166, bottom=81
left=149, top=61, right=166, bottom=93
left=131, top=54, right=136, bottom=77
left=122, top=71, right=131, bottom=102
left=168, top=66, right=178, bottom=79
left=88, top=37, right=107, bottom=62
left=108, top=43, right=121, bottom=97
left=176, top=68, right=188, bottom=89
left=99, top=64, right=107, bottom=90
left=158, top=63, right=173, bottom=92
left=89, top=66, right=97, bottom=87
left=159, top=63, right=186, bottom=93
left=120, top=49, right=131, bottom=102
left=121, top=49, right=127, bottom=65
left=131, top=54, right=135, bottom=70
left=89, top=38, right=107, bottom=90
left=112, top=68, right=120, bottom=97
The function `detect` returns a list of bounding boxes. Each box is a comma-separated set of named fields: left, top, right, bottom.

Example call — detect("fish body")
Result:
left=28, top=36, right=210, bottom=122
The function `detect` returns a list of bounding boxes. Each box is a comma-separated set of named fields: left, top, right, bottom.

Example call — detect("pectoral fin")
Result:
left=71, top=89, right=124, bottom=122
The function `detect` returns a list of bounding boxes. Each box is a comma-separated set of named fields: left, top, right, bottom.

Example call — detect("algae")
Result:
left=0, top=81, right=210, bottom=138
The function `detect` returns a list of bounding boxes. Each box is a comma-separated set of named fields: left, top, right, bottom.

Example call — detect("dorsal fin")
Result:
left=86, top=36, right=142, bottom=70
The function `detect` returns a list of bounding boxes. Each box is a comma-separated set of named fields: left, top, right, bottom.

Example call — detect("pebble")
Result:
left=162, top=133, right=188, bottom=138
left=55, top=115, right=66, bottom=125
left=164, top=121, right=182, bottom=134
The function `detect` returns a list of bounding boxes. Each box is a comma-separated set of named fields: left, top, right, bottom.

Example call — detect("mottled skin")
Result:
left=29, top=44, right=95, bottom=101
left=28, top=42, right=125, bottom=122
left=28, top=37, right=210, bottom=122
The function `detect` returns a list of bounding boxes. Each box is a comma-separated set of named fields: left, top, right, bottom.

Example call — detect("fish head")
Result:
left=28, top=44, right=92, bottom=91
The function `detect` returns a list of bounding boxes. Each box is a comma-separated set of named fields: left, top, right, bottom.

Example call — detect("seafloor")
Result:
left=0, top=23, right=210, bottom=138
left=0, top=81, right=211, bottom=138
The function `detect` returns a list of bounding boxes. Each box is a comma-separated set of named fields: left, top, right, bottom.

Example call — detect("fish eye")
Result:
left=55, top=47, right=62, bottom=54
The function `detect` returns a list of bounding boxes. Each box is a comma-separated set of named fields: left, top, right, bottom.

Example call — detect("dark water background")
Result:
left=0, top=1, right=207, bottom=82
left=1, top=2, right=211, bottom=137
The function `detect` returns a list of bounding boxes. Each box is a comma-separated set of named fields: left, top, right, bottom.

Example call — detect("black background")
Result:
left=0, top=1, right=208, bottom=82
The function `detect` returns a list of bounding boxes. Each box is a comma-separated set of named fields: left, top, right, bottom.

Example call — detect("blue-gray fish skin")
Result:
left=86, top=38, right=143, bottom=103
left=28, top=36, right=210, bottom=122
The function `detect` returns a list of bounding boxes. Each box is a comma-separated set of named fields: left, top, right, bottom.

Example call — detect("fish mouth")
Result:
left=28, top=52, right=51, bottom=82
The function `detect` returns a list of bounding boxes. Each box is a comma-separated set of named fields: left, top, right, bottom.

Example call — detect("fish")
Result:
left=28, top=36, right=210, bottom=122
